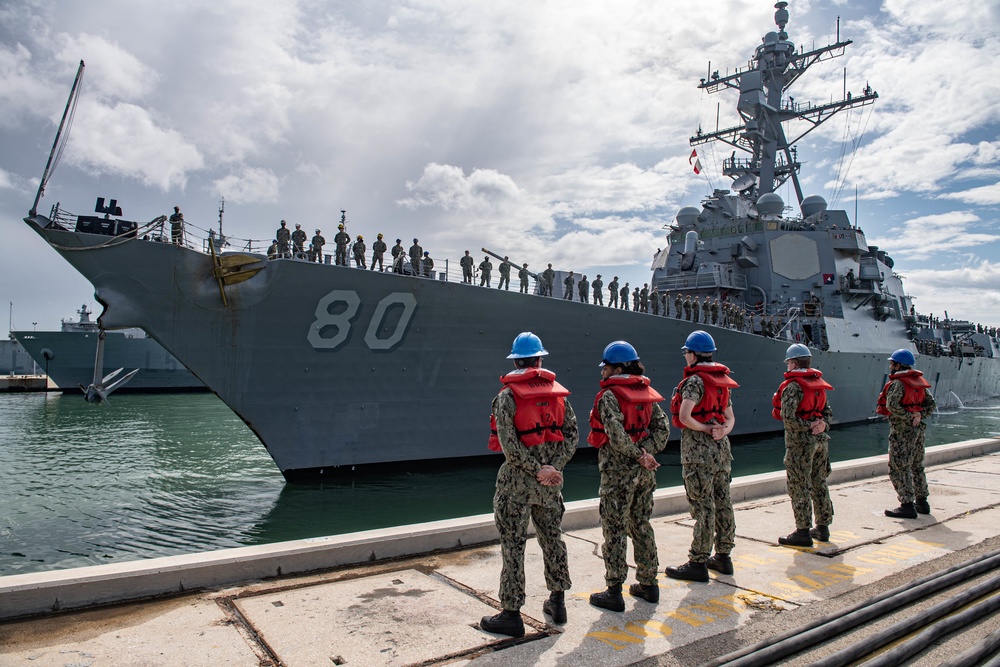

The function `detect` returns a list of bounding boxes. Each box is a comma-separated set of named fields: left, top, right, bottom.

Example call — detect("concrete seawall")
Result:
left=3, top=437, right=999, bottom=622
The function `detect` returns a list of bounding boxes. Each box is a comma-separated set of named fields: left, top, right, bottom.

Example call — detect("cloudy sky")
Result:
left=1, top=0, right=999, bottom=332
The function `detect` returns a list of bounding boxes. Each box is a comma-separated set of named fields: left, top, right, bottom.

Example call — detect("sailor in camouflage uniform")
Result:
left=772, top=344, right=835, bottom=546
left=877, top=349, right=936, bottom=519
left=666, top=330, right=739, bottom=582
left=481, top=332, right=578, bottom=637
left=587, top=341, right=670, bottom=611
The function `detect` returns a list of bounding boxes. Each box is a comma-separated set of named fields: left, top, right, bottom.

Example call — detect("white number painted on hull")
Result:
left=308, top=290, right=417, bottom=351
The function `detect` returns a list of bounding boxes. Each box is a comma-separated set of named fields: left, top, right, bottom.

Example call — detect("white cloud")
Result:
left=212, top=167, right=280, bottom=204
left=938, top=183, right=1000, bottom=206
left=399, top=163, right=520, bottom=212
left=904, top=259, right=1000, bottom=326
left=56, top=34, right=158, bottom=102
left=66, top=100, right=203, bottom=191
left=868, top=211, right=1000, bottom=260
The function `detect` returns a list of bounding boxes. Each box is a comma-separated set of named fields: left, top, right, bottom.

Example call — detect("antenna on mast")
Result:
left=30, top=60, right=85, bottom=218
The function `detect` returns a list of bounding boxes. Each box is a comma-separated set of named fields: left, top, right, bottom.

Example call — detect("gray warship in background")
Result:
left=12, top=305, right=204, bottom=393
left=23, top=3, right=1000, bottom=479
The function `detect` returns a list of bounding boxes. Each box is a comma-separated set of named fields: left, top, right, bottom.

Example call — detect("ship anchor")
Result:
left=80, top=329, right=139, bottom=405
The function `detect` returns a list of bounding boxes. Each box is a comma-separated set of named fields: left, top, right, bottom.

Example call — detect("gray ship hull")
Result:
left=24, top=219, right=1000, bottom=478
left=13, top=329, right=204, bottom=392
left=0, top=338, right=38, bottom=376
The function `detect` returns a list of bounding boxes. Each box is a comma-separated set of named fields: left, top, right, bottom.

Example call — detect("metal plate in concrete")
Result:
left=432, top=520, right=790, bottom=666
left=942, top=452, right=1000, bottom=474
left=0, top=595, right=259, bottom=667
left=927, top=468, right=1000, bottom=494
left=233, top=569, right=506, bottom=666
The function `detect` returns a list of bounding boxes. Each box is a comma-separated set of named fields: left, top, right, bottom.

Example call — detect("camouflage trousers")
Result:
left=598, top=470, right=658, bottom=587
left=494, top=492, right=571, bottom=611
left=888, top=423, right=928, bottom=504
left=681, top=436, right=735, bottom=562
left=784, top=433, right=834, bottom=529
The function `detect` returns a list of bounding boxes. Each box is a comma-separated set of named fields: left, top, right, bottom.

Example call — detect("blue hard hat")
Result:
left=784, top=343, right=812, bottom=360
left=507, top=332, right=548, bottom=359
left=682, top=330, right=716, bottom=353
left=600, top=340, right=639, bottom=366
left=889, top=349, right=915, bottom=366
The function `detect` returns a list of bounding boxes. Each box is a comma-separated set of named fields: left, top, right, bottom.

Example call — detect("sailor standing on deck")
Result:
left=877, top=349, right=936, bottom=519
left=461, top=251, right=474, bottom=284
left=666, top=330, right=738, bottom=582
left=275, top=220, right=291, bottom=258
left=481, top=332, right=577, bottom=637
left=772, top=344, right=835, bottom=546
left=310, top=229, right=325, bottom=262
left=479, top=256, right=493, bottom=287
left=352, top=235, right=366, bottom=268
left=608, top=277, right=619, bottom=308
left=518, top=263, right=530, bottom=294
left=563, top=271, right=575, bottom=300
left=370, top=233, right=386, bottom=271
left=291, top=223, right=307, bottom=257
left=334, top=224, right=350, bottom=266
left=592, top=275, right=603, bottom=305
left=587, top=341, right=669, bottom=612
left=498, top=256, right=511, bottom=290
left=541, top=264, right=555, bottom=296
left=409, top=239, right=423, bottom=274
left=169, top=206, right=184, bottom=245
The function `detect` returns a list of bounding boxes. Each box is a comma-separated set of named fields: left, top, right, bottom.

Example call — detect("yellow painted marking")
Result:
left=664, top=608, right=715, bottom=627
left=586, top=626, right=648, bottom=650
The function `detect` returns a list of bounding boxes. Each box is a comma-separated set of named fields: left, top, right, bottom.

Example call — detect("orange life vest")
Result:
left=587, top=375, right=664, bottom=448
left=488, top=367, right=570, bottom=451
left=669, top=363, right=739, bottom=428
left=771, top=370, right=834, bottom=421
left=876, top=369, right=931, bottom=416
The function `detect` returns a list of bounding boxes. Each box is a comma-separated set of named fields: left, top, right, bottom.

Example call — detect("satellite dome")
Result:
left=801, top=195, right=828, bottom=219
left=763, top=31, right=779, bottom=45
left=756, top=192, right=784, bottom=218
left=676, top=206, right=701, bottom=227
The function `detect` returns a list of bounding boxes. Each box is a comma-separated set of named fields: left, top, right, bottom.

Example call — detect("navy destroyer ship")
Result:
left=12, top=305, right=204, bottom=393
left=22, top=4, right=1000, bottom=479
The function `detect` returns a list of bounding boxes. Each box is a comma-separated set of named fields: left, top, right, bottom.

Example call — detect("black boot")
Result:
left=810, top=525, right=830, bottom=542
left=480, top=609, right=524, bottom=638
left=778, top=528, right=813, bottom=547
left=885, top=503, right=918, bottom=519
left=589, top=584, right=625, bottom=612
left=665, top=561, right=709, bottom=583
left=915, top=497, right=931, bottom=515
left=628, top=583, right=659, bottom=603
left=543, top=591, right=567, bottom=624
left=706, top=553, right=734, bottom=575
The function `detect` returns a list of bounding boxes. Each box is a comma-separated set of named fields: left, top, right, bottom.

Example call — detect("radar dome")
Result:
left=801, top=195, right=828, bottom=219
left=756, top=193, right=784, bottom=218
left=676, top=206, right=701, bottom=227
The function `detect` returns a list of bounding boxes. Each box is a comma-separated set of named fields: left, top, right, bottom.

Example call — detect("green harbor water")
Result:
left=2, top=392, right=998, bottom=576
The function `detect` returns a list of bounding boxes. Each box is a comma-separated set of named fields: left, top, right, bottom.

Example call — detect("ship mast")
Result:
left=30, top=60, right=85, bottom=218
left=690, top=3, right=877, bottom=206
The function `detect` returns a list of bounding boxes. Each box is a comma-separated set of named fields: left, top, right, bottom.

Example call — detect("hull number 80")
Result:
left=307, top=290, right=417, bottom=351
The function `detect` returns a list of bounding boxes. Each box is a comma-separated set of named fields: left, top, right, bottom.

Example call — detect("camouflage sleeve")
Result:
left=885, top=380, right=906, bottom=417
left=636, top=403, right=670, bottom=455
left=922, top=388, right=936, bottom=417
left=551, top=399, right=579, bottom=471
left=780, top=381, right=811, bottom=432
left=492, top=390, right=542, bottom=476
left=597, top=391, right=645, bottom=460
left=680, top=375, right=704, bottom=403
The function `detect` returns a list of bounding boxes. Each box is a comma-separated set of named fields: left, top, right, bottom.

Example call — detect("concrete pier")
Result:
left=2, top=438, right=999, bottom=666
